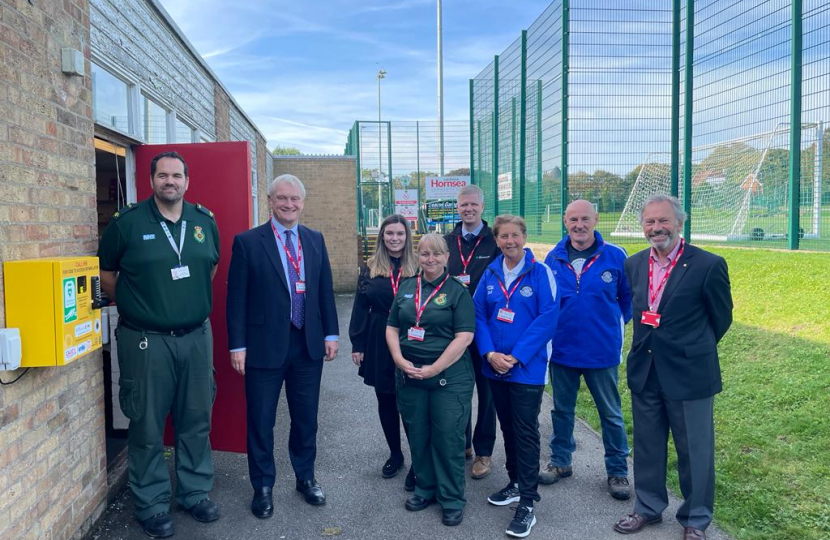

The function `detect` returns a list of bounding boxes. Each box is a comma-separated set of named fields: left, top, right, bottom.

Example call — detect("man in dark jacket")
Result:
left=444, top=184, right=501, bottom=479
left=542, top=200, right=633, bottom=500
left=613, top=194, right=732, bottom=540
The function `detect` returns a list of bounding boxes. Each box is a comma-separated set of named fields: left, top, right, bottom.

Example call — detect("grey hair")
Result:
left=269, top=174, right=307, bottom=199
left=457, top=184, right=484, bottom=203
left=638, top=194, right=686, bottom=225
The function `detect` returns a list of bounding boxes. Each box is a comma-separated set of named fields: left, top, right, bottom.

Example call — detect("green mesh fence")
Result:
left=471, top=0, right=830, bottom=251
left=345, top=120, right=470, bottom=236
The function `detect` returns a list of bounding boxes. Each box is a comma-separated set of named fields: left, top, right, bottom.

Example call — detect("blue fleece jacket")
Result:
left=544, top=231, right=632, bottom=369
left=473, top=248, right=559, bottom=385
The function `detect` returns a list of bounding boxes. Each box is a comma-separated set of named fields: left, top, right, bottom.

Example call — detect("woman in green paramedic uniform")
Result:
left=386, top=233, right=476, bottom=527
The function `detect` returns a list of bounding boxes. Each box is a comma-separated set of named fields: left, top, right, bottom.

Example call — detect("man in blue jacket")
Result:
left=540, top=199, right=633, bottom=500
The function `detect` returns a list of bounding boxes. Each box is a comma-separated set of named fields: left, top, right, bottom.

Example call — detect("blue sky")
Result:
left=159, top=0, right=553, bottom=154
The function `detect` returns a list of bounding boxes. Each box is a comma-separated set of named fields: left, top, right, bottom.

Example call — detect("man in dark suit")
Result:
left=226, top=174, right=339, bottom=518
left=614, top=194, right=732, bottom=540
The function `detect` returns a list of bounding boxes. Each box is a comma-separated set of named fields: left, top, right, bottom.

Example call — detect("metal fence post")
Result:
left=387, top=121, right=393, bottom=214
left=469, top=80, right=475, bottom=184
left=519, top=29, right=528, bottom=216
left=536, top=79, right=543, bottom=235
left=671, top=0, right=681, bottom=197
left=788, top=0, right=803, bottom=250
left=512, top=96, right=517, bottom=214
left=683, top=0, right=694, bottom=242
left=416, top=121, right=422, bottom=231
left=561, top=0, right=570, bottom=238
left=355, top=122, right=363, bottom=236
left=493, top=55, right=500, bottom=216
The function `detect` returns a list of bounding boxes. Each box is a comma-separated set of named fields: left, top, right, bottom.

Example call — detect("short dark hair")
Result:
left=150, top=151, right=188, bottom=178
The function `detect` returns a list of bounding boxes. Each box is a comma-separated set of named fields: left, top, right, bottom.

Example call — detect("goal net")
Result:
left=613, top=123, right=824, bottom=242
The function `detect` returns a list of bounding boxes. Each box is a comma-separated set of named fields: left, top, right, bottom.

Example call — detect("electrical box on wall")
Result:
left=4, top=257, right=104, bottom=367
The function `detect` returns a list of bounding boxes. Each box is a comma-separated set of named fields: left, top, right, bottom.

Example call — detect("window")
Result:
left=91, top=62, right=130, bottom=133
left=175, top=118, right=194, bottom=143
left=140, top=95, right=168, bottom=143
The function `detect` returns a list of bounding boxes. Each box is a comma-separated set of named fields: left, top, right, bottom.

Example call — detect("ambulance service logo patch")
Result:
left=193, top=226, right=206, bottom=243
left=601, top=270, right=613, bottom=283
left=520, top=285, right=533, bottom=297
left=435, top=293, right=448, bottom=306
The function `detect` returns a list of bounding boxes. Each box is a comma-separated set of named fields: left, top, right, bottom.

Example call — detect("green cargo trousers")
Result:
left=116, top=320, right=216, bottom=520
left=397, top=357, right=474, bottom=510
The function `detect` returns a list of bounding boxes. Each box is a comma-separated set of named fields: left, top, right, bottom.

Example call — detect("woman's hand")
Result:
left=398, top=360, right=420, bottom=378
left=415, top=363, right=439, bottom=380
left=351, top=352, right=364, bottom=366
left=488, top=352, right=513, bottom=375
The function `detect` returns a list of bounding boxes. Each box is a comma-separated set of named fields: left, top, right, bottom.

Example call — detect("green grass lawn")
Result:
left=531, top=244, right=830, bottom=540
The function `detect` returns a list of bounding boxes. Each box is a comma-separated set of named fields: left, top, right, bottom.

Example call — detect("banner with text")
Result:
left=425, top=200, right=459, bottom=224
left=425, top=176, right=470, bottom=200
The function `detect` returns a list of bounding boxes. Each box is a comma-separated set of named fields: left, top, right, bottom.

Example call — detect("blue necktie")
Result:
left=285, top=230, right=305, bottom=329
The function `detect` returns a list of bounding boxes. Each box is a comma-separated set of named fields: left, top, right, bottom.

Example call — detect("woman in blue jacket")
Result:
left=473, top=215, right=559, bottom=538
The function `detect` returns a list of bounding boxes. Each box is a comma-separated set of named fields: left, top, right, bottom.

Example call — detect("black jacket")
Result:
left=444, top=220, right=501, bottom=295
left=624, top=242, right=733, bottom=401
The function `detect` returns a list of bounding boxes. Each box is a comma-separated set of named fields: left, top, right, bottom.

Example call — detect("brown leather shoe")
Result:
left=613, top=513, right=662, bottom=534
left=465, top=448, right=473, bottom=460
left=683, top=527, right=706, bottom=540
left=471, top=456, right=492, bottom=479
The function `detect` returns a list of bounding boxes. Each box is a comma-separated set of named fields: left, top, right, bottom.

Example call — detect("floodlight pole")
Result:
left=437, top=0, right=445, bottom=176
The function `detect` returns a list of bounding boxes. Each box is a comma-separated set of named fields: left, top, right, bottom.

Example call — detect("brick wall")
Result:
left=213, top=84, right=231, bottom=141
left=0, top=1, right=108, bottom=539
left=255, top=137, right=269, bottom=224
left=272, top=157, right=359, bottom=292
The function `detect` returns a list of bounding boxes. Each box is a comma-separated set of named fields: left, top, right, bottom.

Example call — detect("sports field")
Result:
left=530, top=244, right=830, bottom=540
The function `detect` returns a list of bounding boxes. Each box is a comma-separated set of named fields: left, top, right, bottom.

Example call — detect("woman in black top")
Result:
left=349, top=214, right=419, bottom=482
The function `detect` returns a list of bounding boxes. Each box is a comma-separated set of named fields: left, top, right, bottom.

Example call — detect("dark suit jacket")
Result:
left=226, top=222, right=339, bottom=368
left=624, top=242, right=733, bottom=401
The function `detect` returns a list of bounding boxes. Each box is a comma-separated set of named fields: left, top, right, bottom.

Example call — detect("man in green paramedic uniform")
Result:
left=386, top=233, right=476, bottom=527
left=98, top=151, right=220, bottom=539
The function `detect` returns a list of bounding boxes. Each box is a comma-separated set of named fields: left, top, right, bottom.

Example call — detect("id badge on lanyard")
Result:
left=409, top=273, right=450, bottom=340
left=161, top=221, right=189, bottom=281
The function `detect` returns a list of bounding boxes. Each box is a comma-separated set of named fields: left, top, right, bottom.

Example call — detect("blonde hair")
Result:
left=367, top=214, right=419, bottom=278
left=416, top=233, right=449, bottom=255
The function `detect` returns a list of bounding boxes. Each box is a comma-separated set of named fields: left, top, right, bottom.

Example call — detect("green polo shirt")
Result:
left=97, top=197, right=220, bottom=332
left=388, top=271, right=475, bottom=365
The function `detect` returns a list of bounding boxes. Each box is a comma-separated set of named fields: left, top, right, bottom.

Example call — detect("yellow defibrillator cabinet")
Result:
left=3, top=257, right=103, bottom=367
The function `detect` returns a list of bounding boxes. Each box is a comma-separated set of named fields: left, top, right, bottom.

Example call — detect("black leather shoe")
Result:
left=405, top=494, right=435, bottom=512
left=296, top=479, right=326, bottom=506
left=404, top=466, right=416, bottom=492
left=382, top=454, right=405, bottom=478
left=251, top=487, right=274, bottom=519
left=442, top=508, right=464, bottom=526
left=187, top=498, right=219, bottom=523
left=139, top=512, right=175, bottom=538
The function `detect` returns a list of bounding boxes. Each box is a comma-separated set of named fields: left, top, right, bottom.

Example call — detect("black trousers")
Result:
left=245, top=325, right=324, bottom=490
left=489, top=378, right=545, bottom=504
left=632, top=366, right=716, bottom=530
left=465, top=344, right=497, bottom=456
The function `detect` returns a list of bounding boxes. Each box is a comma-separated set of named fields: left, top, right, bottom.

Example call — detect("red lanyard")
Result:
left=414, top=273, right=450, bottom=326
left=565, top=253, right=600, bottom=282
left=457, top=235, right=483, bottom=274
left=271, top=222, right=303, bottom=276
left=496, top=273, right=526, bottom=310
left=390, top=266, right=403, bottom=295
left=648, top=239, right=685, bottom=310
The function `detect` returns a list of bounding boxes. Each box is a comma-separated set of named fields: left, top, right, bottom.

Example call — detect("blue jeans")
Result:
left=548, top=363, right=629, bottom=477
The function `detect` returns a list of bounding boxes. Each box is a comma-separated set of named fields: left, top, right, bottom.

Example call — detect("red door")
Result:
left=134, top=141, right=252, bottom=453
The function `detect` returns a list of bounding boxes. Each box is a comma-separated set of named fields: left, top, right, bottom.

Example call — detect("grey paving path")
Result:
left=88, top=294, right=732, bottom=540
